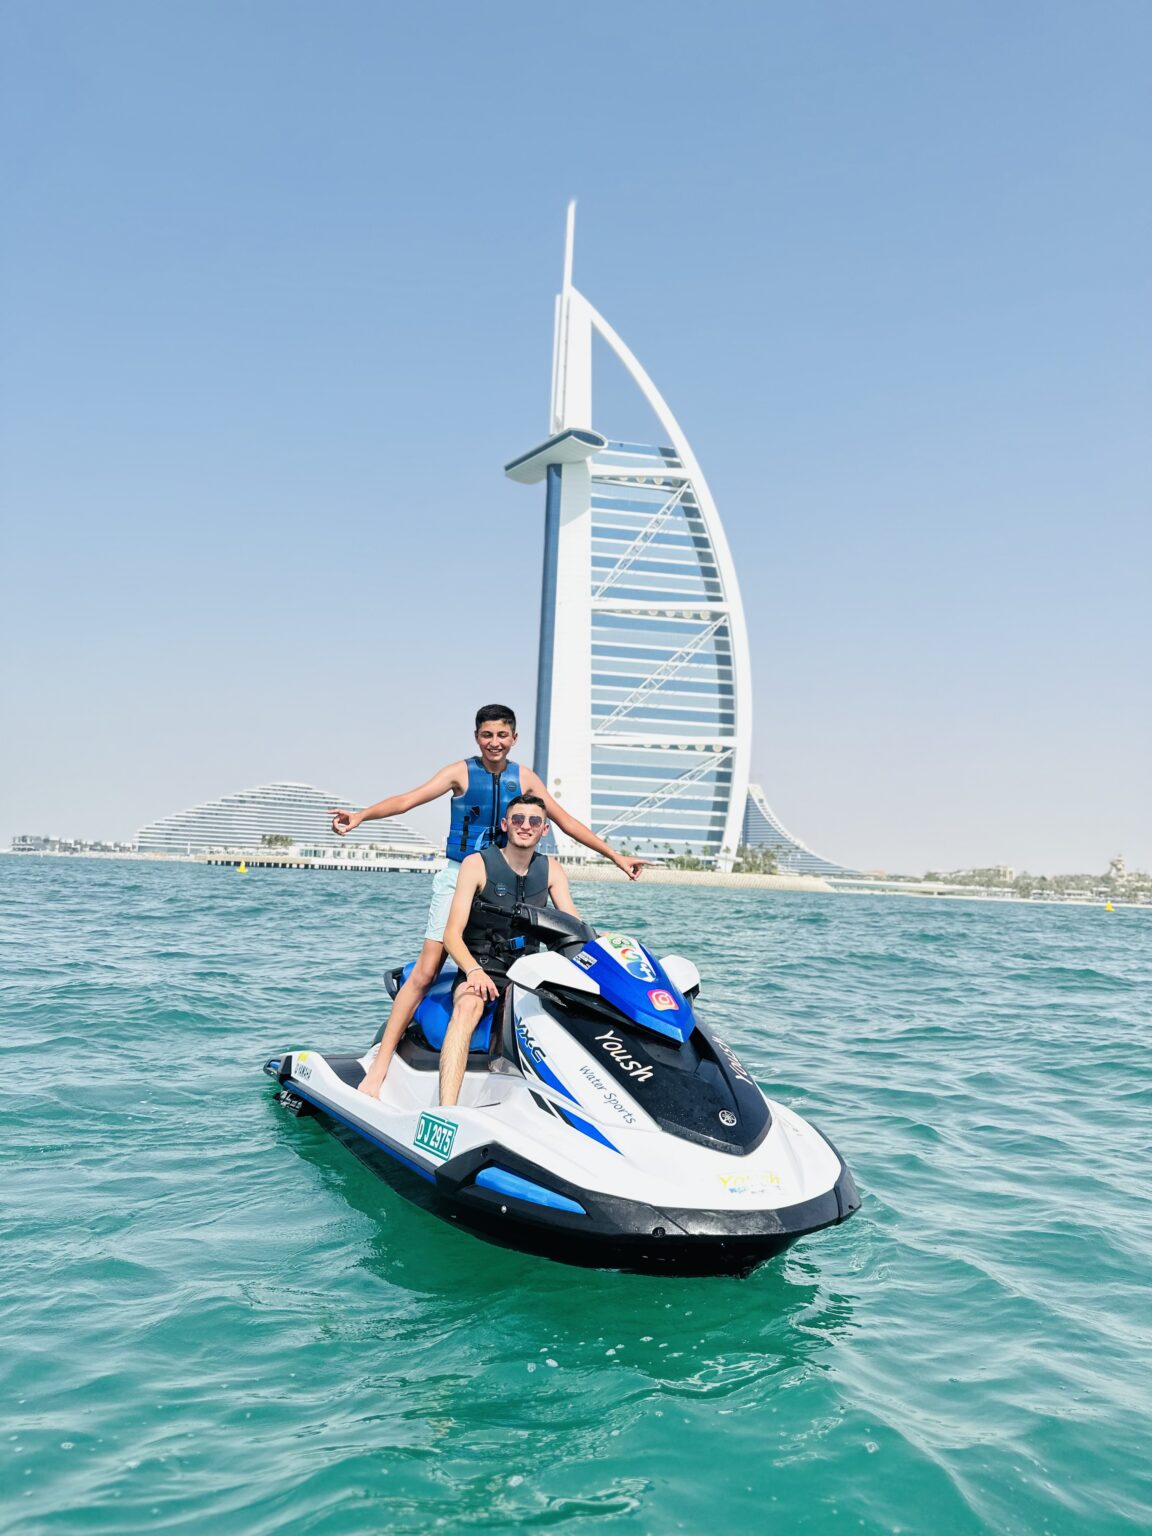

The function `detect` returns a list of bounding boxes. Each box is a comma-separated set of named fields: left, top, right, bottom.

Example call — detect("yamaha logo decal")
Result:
left=718, top=1110, right=737, bottom=1127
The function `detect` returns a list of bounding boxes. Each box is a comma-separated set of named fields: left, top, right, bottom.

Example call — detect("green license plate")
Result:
left=414, top=1112, right=457, bottom=1161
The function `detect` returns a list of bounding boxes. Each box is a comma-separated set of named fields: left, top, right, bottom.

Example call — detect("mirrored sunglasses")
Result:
left=508, top=814, right=545, bottom=829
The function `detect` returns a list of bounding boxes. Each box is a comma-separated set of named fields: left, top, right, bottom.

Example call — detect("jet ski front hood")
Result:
left=569, top=932, right=693, bottom=1041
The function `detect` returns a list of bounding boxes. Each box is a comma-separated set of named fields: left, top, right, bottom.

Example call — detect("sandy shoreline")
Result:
left=4, top=850, right=1148, bottom=908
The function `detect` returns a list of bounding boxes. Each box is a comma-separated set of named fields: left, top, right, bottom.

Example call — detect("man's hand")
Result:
left=331, top=808, right=363, bottom=836
left=613, top=853, right=646, bottom=881
left=466, top=969, right=499, bottom=1001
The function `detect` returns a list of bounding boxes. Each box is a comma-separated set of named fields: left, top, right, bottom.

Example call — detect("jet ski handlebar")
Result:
left=470, top=899, right=597, bottom=952
left=520, top=904, right=597, bottom=949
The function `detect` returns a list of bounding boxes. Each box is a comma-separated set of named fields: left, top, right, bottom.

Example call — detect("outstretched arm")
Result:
left=546, top=859, right=580, bottom=918
left=521, top=769, right=645, bottom=880
left=331, top=760, right=467, bottom=835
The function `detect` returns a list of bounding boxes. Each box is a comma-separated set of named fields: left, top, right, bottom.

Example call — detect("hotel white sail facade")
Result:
left=506, top=208, right=751, bottom=867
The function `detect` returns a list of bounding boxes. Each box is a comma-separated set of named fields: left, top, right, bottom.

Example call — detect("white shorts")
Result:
left=424, top=862, right=460, bottom=942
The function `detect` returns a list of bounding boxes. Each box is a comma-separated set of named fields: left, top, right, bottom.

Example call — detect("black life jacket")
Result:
left=463, top=846, right=550, bottom=974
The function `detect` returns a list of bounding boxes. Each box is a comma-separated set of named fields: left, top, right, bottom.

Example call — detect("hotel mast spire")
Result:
left=550, top=201, right=592, bottom=434
left=562, top=198, right=575, bottom=295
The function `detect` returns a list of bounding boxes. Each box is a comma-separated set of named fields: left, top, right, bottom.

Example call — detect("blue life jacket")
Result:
left=446, top=757, right=524, bottom=862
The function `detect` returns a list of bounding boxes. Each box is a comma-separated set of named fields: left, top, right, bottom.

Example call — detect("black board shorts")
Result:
left=451, top=967, right=511, bottom=1001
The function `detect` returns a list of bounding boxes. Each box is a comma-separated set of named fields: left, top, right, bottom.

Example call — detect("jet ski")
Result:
left=263, top=906, right=860, bottom=1275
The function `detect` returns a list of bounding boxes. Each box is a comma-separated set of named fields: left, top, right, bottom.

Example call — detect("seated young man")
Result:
left=437, top=793, right=579, bottom=1108
left=337, top=704, right=639, bottom=1100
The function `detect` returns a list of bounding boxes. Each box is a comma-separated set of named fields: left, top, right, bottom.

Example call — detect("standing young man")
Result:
left=438, top=791, right=577, bottom=1107
left=332, top=704, right=642, bottom=1097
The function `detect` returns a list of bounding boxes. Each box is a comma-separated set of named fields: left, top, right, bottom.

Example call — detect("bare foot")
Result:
left=356, top=1062, right=393, bottom=1099
left=356, top=1045, right=388, bottom=1097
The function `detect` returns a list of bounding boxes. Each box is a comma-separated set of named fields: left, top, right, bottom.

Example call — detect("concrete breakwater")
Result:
left=202, top=854, right=831, bottom=890
left=202, top=853, right=434, bottom=873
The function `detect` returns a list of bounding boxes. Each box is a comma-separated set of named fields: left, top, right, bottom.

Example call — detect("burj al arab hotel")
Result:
left=506, top=207, right=851, bottom=876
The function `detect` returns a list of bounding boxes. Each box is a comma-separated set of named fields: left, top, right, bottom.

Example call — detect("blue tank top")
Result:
left=446, top=757, right=524, bottom=862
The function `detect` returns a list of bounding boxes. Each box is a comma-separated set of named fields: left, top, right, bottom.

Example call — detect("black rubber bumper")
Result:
left=432, top=1141, right=861, bottom=1275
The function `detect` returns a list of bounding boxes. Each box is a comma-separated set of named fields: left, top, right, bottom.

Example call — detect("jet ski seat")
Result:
left=386, top=962, right=505, bottom=1072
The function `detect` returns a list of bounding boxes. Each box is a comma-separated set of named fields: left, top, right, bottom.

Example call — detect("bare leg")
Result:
left=358, top=939, right=446, bottom=1096
left=439, top=992, right=486, bottom=1107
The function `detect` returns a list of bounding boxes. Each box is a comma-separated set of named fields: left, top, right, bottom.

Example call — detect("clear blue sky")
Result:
left=2, top=1, right=1149, bottom=874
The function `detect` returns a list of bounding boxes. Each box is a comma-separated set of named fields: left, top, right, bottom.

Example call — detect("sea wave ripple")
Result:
left=2, top=859, right=1151, bottom=1534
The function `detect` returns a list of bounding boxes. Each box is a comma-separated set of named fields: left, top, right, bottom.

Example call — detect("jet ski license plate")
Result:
left=414, top=1113, right=457, bottom=1160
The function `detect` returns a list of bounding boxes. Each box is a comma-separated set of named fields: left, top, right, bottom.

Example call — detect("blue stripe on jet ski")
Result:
left=290, top=1086, right=436, bottom=1183
left=520, top=1050, right=578, bottom=1104
left=556, top=1106, right=621, bottom=1153
left=474, top=1167, right=586, bottom=1214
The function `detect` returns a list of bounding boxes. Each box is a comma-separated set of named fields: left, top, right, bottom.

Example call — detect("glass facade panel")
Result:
left=589, top=737, right=735, bottom=857
left=584, top=436, right=746, bottom=857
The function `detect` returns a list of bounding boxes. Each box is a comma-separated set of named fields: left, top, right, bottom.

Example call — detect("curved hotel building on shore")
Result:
left=135, top=782, right=435, bottom=858
left=507, top=207, right=853, bottom=875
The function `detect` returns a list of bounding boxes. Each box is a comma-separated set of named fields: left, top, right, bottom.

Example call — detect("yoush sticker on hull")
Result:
left=719, top=1170, right=781, bottom=1197
left=578, top=1063, right=638, bottom=1124
left=712, top=1034, right=753, bottom=1086
left=595, top=1029, right=653, bottom=1083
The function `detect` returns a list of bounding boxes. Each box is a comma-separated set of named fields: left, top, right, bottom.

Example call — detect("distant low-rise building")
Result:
left=10, top=834, right=135, bottom=854
left=947, top=865, right=1016, bottom=884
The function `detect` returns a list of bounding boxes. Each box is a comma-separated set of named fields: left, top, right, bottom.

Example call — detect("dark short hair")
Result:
left=506, top=792, right=547, bottom=815
left=475, top=703, right=517, bottom=732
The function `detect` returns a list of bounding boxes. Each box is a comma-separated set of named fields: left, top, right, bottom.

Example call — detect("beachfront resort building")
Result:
left=135, top=782, right=436, bottom=858
left=506, top=207, right=853, bottom=874
left=741, top=784, right=855, bottom=877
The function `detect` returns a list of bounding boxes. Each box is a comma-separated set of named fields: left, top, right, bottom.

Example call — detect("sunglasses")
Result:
left=508, top=814, right=545, bottom=829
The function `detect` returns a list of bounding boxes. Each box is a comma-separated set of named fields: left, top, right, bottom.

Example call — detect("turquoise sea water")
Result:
left=3, top=857, right=1151, bottom=1535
